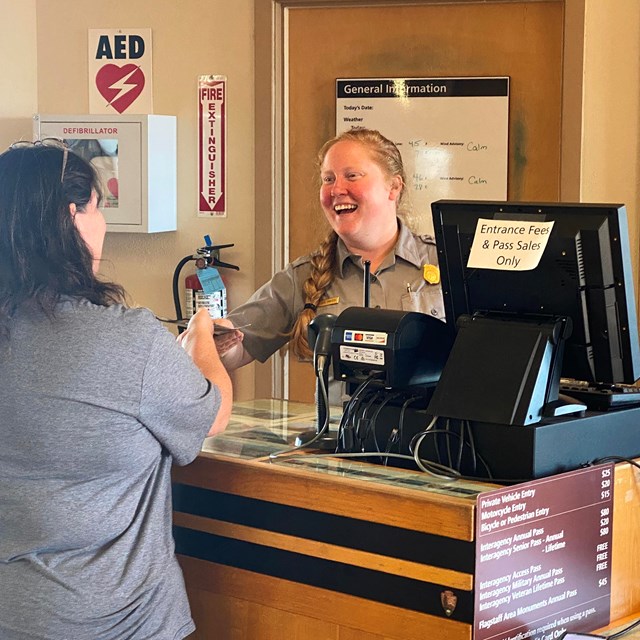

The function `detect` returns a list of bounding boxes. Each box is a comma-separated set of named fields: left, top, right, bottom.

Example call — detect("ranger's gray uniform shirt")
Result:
left=227, top=221, right=445, bottom=398
left=0, top=299, right=219, bottom=640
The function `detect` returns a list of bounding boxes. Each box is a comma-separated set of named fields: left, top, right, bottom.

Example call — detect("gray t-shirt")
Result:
left=0, top=299, right=219, bottom=640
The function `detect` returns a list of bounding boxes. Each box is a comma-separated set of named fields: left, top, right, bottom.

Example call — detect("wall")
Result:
left=32, top=0, right=257, bottom=399
left=4, top=0, right=640, bottom=400
left=0, top=0, right=38, bottom=147
left=580, top=0, right=640, bottom=286
left=256, top=0, right=640, bottom=399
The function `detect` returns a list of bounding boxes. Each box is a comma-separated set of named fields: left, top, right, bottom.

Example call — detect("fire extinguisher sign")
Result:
left=198, top=75, right=226, bottom=217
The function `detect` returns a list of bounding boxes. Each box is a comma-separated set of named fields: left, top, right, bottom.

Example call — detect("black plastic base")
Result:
left=468, top=407, right=640, bottom=480
left=341, top=396, right=640, bottom=481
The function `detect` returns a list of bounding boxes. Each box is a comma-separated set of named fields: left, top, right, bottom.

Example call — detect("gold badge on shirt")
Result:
left=423, top=264, right=440, bottom=285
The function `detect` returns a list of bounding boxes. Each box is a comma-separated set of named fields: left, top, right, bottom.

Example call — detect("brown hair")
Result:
left=0, top=144, right=125, bottom=341
left=289, top=128, right=405, bottom=359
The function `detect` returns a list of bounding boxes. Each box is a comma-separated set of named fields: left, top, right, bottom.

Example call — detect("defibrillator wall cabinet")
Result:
left=34, top=114, right=177, bottom=233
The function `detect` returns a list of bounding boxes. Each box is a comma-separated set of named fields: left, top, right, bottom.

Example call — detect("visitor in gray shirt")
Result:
left=0, top=140, right=232, bottom=639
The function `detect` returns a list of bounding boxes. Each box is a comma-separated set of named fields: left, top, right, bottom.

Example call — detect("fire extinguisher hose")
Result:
left=172, top=255, right=195, bottom=321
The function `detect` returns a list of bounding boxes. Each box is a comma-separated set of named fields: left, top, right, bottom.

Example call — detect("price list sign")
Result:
left=474, top=464, right=614, bottom=640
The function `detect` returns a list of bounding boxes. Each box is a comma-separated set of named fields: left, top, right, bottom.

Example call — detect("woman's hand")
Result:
left=177, top=307, right=214, bottom=348
left=212, top=317, right=255, bottom=370
left=213, top=317, right=244, bottom=355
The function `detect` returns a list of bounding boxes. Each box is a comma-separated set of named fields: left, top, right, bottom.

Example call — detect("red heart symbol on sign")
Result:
left=95, top=64, right=145, bottom=114
left=107, top=177, right=119, bottom=198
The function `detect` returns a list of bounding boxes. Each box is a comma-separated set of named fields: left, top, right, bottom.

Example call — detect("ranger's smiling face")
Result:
left=319, top=140, right=401, bottom=247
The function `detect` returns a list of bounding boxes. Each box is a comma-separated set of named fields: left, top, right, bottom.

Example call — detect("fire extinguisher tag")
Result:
left=197, top=267, right=225, bottom=294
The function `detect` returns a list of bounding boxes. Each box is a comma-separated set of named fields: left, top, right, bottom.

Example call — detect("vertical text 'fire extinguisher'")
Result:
left=172, top=235, right=239, bottom=323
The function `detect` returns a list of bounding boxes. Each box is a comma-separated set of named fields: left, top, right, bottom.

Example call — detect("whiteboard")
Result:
left=336, top=77, right=509, bottom=235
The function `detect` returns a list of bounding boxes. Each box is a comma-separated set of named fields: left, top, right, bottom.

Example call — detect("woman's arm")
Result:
left=221, top=261, right=306, bottom=364
left=178, top=308, right=233, bottom=436
left=213, top=318, right=255, bottom=370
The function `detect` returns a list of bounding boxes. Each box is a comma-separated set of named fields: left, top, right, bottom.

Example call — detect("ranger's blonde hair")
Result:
left=289, top=128, right=406, bottom=359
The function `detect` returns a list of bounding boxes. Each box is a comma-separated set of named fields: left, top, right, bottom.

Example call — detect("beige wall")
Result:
left=30, top=0, right=257, bottom=399
left=580, top=0, right=640, bottom=285
left=256, top=0, right=640, bottom=397
left=0, top=0, right=38, bottom=147
left=3, top=0, right=640, bottom=400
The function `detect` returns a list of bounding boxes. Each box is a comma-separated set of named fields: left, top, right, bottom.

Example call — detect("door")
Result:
left=286, top=1, right=564, bottom=402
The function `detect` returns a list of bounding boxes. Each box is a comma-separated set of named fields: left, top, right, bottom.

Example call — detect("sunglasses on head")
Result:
left=9, top=138, right=69, bottom=183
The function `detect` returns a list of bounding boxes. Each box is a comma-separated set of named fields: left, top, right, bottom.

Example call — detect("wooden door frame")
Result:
left=253, top=0, right=585, bottom=399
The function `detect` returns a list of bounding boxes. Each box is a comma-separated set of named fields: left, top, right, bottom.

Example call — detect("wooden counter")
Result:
left=172, top=400, right=640, bottom=640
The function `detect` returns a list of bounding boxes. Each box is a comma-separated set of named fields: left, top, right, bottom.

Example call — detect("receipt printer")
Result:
left=331, top=307, right=452, bottom=388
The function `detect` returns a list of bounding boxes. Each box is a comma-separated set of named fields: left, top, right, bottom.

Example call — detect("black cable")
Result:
left=340, top=387, right=371, bottom=448
left=315, top=366, right=331, bottom=438
left=464, top=420, right=478, bottom=475
left=355, top=390, right=384, bottom=448
left=383, top=428, right=400, bottom=466
left=268, top=369, right=332, bottom=461
left=442, top=418, right=452, bottom=468
left=592, top=456, right=640, bottom=472
left=416, top=427, right=465, bottom=441
left=338, top=377, right=375, bottom=433
left=410, top=423, right=498, bottom=481
left=172, top=254, right=195, bottom=320
left=412, top=430, right=462, bottom=479
left=270, top=447, right=532, bottom=485
left=381, top=392, right=419, bottom=465
left=408, top=418, right=437, bottom=455
left=412, top=428, right=463, bottom=478
left=458, top=419, right=493, bottom=478
left=471, top=451, right=494, bottom=480
left=336, top=374, right=381, bottom=451
left=369, top=390, right=404, bottom=461
left=396, top=395, right=423, bottom=455
left=433, top=421, right=444, bottom=465
left=455, top=420, right=465, bottom=472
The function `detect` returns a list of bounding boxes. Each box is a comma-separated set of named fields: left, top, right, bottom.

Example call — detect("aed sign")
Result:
left=88, top=29, right=153, bottom=115
left=198, top=75, right=227, bottom=217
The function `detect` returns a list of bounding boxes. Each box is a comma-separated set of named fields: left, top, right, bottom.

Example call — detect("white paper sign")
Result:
left=467, top=219, right=555, bottom=271
left=88, top=29, right=153, bottom=115
left=336, top=77, right=509, bottom=234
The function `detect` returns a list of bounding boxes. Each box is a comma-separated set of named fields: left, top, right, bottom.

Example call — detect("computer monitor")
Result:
left=431, top=200, right=640, bottom=386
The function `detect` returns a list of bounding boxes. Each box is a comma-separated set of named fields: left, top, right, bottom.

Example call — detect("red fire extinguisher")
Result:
left=184, top=272, right=227, bottom=319
left=171, top=237, right=239, bottom=324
